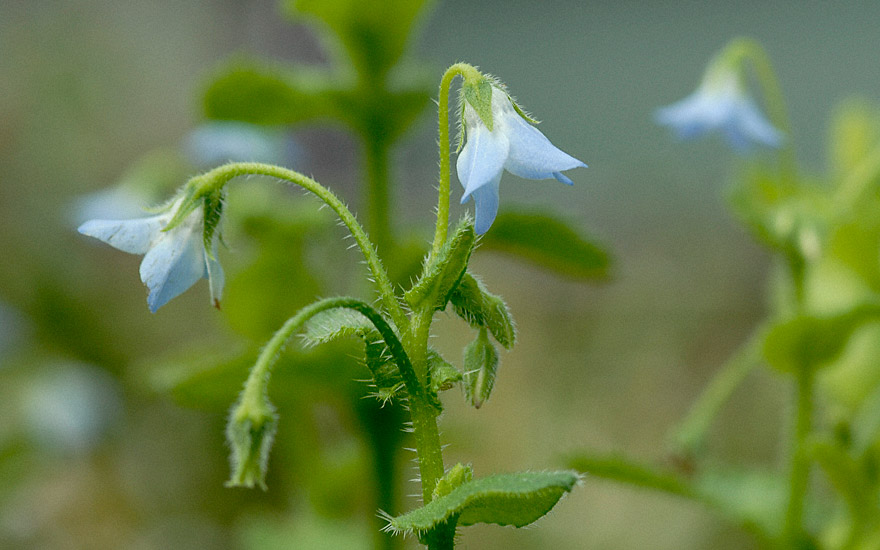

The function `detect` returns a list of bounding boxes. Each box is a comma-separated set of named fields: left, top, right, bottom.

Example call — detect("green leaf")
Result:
left=283, top=0, right=434, bottom=79
left=463, top=78, right=494, bottom=131
left=302, top=308, right=376, bottom=345
left=569, top=452, right=783, bottom=540
left=387, top=471, right=579, bottom=534
left=763, top=302, right=880, bottom=374
left=202, top=59, right=335, bottom=126
left=478, top=211, right=610, bottom=280
left=449, top=272, right=516, bottom=349
left=405, top=218, right=475, bottom=311
left=302, top=308, right=406, bottom=402
left=463, top=328, right=499, bottom=408
left=568, top=453, right=692, bottom=497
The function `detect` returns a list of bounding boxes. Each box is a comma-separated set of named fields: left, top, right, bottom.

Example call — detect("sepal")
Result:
left=449, top=272, right=516, bottom=350
left=463, top=327, right=500, bottom=408
left=462, top=77, right=495, bottom=131
left=428, top=348, right=462, bottom=394
left=405, top=217, right=476, bottom=311
left=225, top=393, right=279, bottom=490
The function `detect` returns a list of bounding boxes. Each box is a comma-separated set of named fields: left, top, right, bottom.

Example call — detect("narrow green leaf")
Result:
left=388, top=471, right=579, bottom=534
left=302, top=308, right=375, bottom=345
left=405, top=218, right=475, bottom=311
left=463, top=328, right=499, bottom=408
left=449, top=272, right=516, bottom=349
left=478, top=211, right=610, bottom=280
left=568, top=453, right=693, bottom=497
left=570, top=452, right=782, bottom=541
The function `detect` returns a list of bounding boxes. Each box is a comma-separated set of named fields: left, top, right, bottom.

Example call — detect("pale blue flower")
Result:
left=655, top=72, right=782, bottom=151
left=184, top=121, right=296, bottom=169
left=457, top=87, right=586, bottom=234
left=78, top=198, right=224, bottom=312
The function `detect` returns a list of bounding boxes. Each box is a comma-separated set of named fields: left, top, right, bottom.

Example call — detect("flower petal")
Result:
left=470, top=175, right=502, bottom=235
left=457, top=123, right=508, bottom=203
left=730, top=99, right=783, bottom=150
left=77, top=216, right=164, bottom=255
left=502, top=114, right=586, bottom=180
left=654, top=92, right=721, bottom=141
left=204, top=242, right=225, bottom=309
left=139, top=224, right=205, bottom=313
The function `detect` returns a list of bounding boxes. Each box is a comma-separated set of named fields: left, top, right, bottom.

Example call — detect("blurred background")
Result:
left=3, top=1, right=880, bottom=548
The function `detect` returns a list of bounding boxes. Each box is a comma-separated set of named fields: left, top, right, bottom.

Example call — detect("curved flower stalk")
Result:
left=457, top=85, right=586, bottom=234
left=655, top=44, right=783, bottom=152
left=78, top=196, right=224, bottom=313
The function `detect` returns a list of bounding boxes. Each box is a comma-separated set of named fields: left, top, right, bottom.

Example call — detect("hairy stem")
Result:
left=184, top=162, right=408, bottom=331
left=431, top=63, right=483, bottom=262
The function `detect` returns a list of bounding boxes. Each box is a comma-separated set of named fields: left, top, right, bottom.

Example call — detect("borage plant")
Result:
left=78, top=63, right=588, bottom=549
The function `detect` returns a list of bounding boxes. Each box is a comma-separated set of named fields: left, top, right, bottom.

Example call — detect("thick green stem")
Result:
left=406, top=309, right=447, bottom=505
left=184, top=162, right=408, bottom=331
left=431, top=63, right=483, bottom=263
left=784, top=367, right=814, bottom=545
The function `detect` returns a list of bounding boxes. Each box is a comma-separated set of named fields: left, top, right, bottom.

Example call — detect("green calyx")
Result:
left=406, top=217, right=476, bottom=311
left=225, top=399, right=278, bottom=490
left=462, top=76, right=495, bottom=131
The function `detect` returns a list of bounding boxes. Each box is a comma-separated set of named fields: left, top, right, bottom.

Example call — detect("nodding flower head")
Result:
left=655, top=64, right=783, bottom=152
left=457, top=85, right=586, bottom=234
left=78, top=195, right=225, bottom=312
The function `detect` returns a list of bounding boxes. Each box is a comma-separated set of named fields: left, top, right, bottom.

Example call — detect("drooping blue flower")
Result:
left=655, top=70, right=782, bottom=151
left=78, top=197, right=224, bottom=312
left=183, top=121, right=297, bottom=170
left=457, top=87, right=586, bottom=234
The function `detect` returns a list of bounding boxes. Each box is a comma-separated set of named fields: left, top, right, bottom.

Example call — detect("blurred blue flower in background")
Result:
left=655, top=71, right=782, bottom=152
left=457, top=87, right=586, bottom=234
left=78, top=198, right=224, bottom=312
left=184, top=121, right=296, bottom=169
left=21, top=363, right=122, bottom=455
